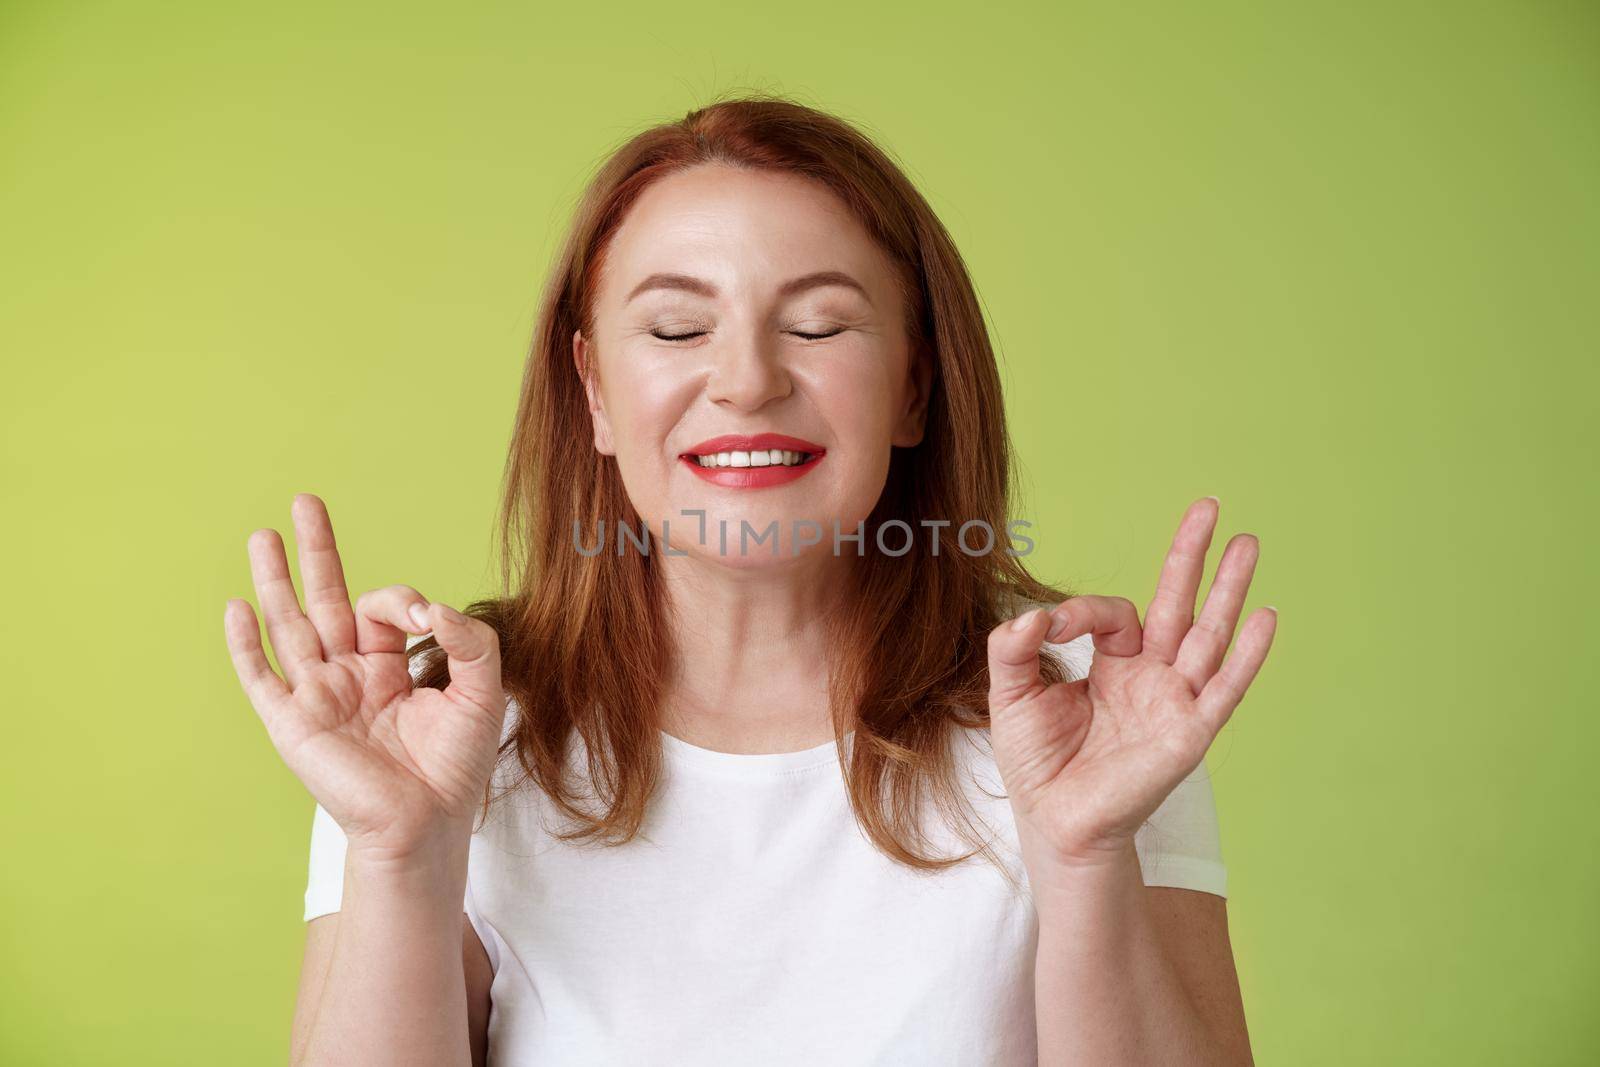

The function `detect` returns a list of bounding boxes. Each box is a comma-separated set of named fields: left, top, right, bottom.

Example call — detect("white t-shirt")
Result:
left=303, top=630, right=1227, bottom=1065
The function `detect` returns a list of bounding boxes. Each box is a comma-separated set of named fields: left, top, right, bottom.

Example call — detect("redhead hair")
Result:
left=412, top=90, right=1073, bottom=878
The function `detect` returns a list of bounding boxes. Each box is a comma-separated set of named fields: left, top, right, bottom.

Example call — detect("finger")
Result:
left=292, top=494, right=357, bottom=658
left=1195, top=606, right=1277, bottom=730
left=222, top=598, right=292, bottom=730
left=1174, top=533, right=1260, bottom=689
left=248, top=527, right=324, bottom=688
left=1143, top=497, right=1218, bottom=664
left=429, top=603, right=504, bottom=714
left=987, top=608, right=1052, bottom=712
left=355, top=584, right=433, bottom=655
left=1043, top=595, right=1143, bottom=658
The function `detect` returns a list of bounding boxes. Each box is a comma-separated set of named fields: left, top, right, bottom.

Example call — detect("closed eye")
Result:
left=649, top=327, right=846, bottom=343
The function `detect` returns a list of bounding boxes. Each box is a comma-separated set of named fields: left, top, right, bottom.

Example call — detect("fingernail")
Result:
left=1045, top=611, right=1069, bottom=642
left=1010, top=608, right=1043, bottom=632
left=409, top=603, right=431, bottom=630
left=1203, top=495, right=1219, bottom=505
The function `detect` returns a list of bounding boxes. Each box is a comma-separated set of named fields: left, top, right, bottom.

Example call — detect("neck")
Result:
left=654, top=546, right=855, bottom=754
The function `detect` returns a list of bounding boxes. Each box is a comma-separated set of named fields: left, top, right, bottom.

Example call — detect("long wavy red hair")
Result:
left=412, top=90, right=1073, bottom=877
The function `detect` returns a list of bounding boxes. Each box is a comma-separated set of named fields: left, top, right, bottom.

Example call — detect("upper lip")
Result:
left=681, top=433, right=826, bottom=456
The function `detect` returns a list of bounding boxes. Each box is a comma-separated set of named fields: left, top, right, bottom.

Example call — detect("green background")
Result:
left=3, top=1, right=1595, bottom=1062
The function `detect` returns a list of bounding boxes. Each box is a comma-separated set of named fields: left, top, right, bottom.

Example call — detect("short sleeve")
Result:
left=302, top=799, right=498, bottom=922
left=1042, top=626, right=1229, bottom=899
left=303, top=801, right=350, bottom=921
left=1133, top=759, right=1227, bottom=898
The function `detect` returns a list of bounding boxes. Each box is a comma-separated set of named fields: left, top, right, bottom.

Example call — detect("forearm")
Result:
left=1028, top=837, right=1231, bottom=1066
left=296, top=834, right=473, bottom=1067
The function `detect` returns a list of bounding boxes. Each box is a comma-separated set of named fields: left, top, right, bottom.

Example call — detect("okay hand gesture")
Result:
left=223, top=494, right=507, bottom=859
left=986, top=497, right=1277, bottom=870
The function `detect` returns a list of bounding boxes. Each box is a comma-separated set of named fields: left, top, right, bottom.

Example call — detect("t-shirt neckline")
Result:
left=658, top=728, right=856, bottom=774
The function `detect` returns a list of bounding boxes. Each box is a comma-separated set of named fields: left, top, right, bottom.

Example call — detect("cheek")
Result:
left=600, top=359, right=693, bottom=453
left=807, top=357, right=902, bottom=440
left=802, top=361, right=902, bottom=513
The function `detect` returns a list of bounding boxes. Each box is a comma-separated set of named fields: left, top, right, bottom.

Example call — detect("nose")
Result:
left=704, top=331, right=793, bottom=411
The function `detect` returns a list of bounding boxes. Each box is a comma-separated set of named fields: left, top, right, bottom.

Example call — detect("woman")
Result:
left=223, top=93, right=1275, bottom=1066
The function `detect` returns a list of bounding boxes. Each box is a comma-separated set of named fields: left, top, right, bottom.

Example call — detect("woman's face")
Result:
left=577, top=163, right=931, bottom=568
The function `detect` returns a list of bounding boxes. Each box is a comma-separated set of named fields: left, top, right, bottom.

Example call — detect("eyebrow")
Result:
left=623, top=269, right=872, bottom=306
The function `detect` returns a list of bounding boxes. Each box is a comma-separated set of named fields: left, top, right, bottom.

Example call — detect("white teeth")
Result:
left=693, top=449, right=813, bottom=468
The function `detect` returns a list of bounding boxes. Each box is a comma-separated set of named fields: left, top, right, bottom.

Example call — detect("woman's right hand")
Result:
left=223, top=493, right=507, bottom=863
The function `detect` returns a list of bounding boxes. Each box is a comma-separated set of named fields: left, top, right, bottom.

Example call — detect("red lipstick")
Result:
left=679, top=433, right=826, bottom=489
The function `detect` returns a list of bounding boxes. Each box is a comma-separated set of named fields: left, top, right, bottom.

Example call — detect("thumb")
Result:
left=427, top=603, right=504, bottom=714
left=987, top=607, right=1051, bottom=712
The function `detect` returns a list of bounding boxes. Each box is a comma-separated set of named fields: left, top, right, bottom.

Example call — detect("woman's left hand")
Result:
left=986, top=497, right=1277, bottom=871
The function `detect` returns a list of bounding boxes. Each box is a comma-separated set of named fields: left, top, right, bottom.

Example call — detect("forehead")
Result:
left=597, top=163, right=897, bottom=303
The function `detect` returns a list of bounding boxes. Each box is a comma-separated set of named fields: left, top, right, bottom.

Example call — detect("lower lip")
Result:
left=680, top=453, right=825, bottom=488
